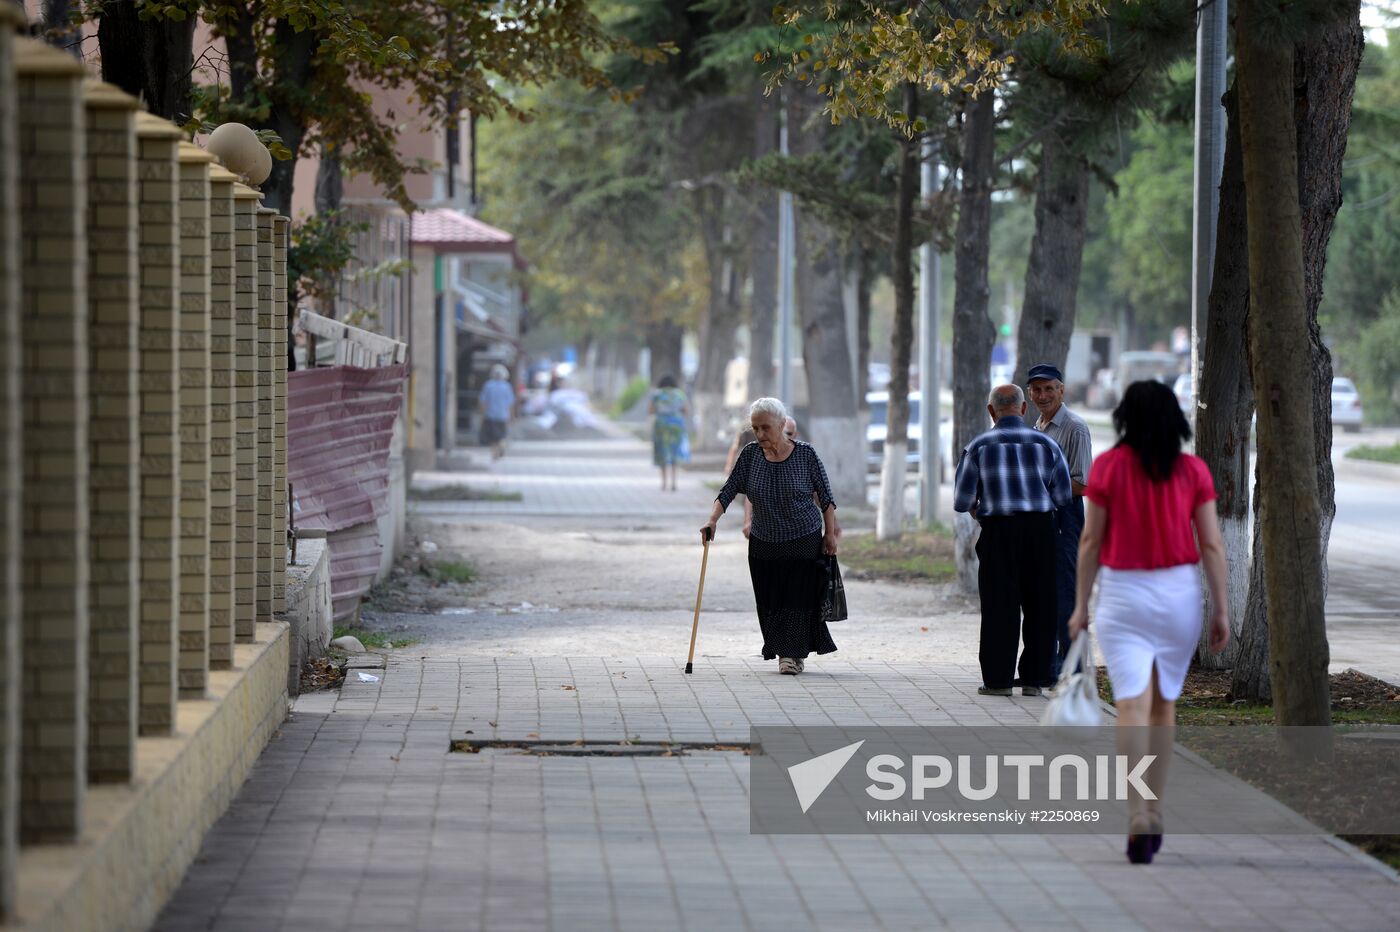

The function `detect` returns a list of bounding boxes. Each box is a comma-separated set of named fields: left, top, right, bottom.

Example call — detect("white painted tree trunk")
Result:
left=691, top=390, right=725, bottom=454
left=807, top=415, right=865, bottom=510
left=875, top=440, right=907, bottom=541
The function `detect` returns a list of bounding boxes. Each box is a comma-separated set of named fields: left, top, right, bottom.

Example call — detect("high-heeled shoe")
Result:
left=1146, top=812, right=1163, bottom=855
left=1126, top=815, right=1155, bottom=865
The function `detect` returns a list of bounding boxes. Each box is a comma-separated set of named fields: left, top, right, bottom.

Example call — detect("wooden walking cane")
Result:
left=685, top=526, right=713, bottom=674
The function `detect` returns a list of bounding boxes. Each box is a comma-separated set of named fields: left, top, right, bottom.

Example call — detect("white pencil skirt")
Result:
left=1094, top=564, right=1202, bottom=702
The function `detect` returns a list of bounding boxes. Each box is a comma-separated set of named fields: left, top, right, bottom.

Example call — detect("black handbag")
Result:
left=822, top=555, right=848, bottom=623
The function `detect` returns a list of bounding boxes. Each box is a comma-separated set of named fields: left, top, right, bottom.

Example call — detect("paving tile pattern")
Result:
left=154, top=658, right=1400, bottom=932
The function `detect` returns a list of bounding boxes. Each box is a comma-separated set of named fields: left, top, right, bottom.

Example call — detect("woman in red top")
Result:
left=1068, top=380, right=1230, bottom=864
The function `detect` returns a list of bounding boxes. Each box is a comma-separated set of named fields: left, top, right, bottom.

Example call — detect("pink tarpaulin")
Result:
left=288, top=364, right=408, bottom=621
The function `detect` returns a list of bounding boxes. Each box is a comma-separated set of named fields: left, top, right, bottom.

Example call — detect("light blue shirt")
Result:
left=480, top=378, right=514, bottom=421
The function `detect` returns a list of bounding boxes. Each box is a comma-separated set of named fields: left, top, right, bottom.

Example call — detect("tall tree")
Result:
left=1009, top=0, right=1196, bottom=386
left=1231, top=0, right=1361, bottom=728
left=875, top=83, right=919, bottom=541
left=1222, top=5, right=1364, bottom=705
left=950, top=89, right=998, bottom=591
left=96, top=1, right=196, bottom=122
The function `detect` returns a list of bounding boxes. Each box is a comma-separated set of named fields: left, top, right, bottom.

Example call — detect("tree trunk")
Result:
left=646, top=321, right=683, bottom=387
left=877, top=85, right=920, bottom=541
left=1230, top=10, right=1362, bottom=702
left=97, top=1, right=196, bottom=122
left=951, top=90, right=998, bottom=593
left=1197, top=85, right=1251, bottom=673
left=1012, top=131, right=1090, bottom=387
left=857, top=247, right=874, bottom=411
left=693, top=193, right=741, bottom=453
left=795, top=225, right=864, bottom=506
left=748, top=82, right=778, bottom=402
left=788, top=90, right=863, bottom=504
left=1234, top=0, right=1331, bottom=728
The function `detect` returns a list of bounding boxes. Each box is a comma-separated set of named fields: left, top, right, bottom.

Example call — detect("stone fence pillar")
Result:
left=232, top=185, right=261, bottom=642
left=273, top=216, right=289, bottom=614
left=15, top=38, right=89, bottom=843
left=207, top=167, right=238, bottom=669
left=0, top=6, right=23, bottom=919
left=256, top=208, right=276, bottom=625
left=177, top=143, right=214, bottom=697
left=134, top=111, right=183, bottom=735
left=83, top=80, right=141, bottom=782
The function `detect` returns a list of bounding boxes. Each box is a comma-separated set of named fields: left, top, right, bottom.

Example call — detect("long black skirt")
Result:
left=748, top=530, right=838, bottom=660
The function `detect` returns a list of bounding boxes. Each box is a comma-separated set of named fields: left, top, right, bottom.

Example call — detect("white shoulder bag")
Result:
left=1040, top=630, right=1104, bottom=727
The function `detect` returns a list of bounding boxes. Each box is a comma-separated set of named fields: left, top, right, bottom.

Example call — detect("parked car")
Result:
left=866, top=391, right=953, bottom=479
left=1332, top=376, right=1363, bottom=432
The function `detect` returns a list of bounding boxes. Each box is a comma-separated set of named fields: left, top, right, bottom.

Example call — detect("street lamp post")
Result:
left=1191, top=0, right=1229, bottom=430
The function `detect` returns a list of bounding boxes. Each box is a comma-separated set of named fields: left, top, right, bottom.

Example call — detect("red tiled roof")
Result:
left=411, top=208, right=517, bottom=254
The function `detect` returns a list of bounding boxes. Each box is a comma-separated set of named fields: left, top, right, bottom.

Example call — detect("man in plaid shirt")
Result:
left=954, top=384, right=1073, bottom=697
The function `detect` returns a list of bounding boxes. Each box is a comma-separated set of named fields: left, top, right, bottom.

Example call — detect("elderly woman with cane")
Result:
left=1068, top=380, right=1230, bottom=864
left=702, top=398, right=840, bottom=674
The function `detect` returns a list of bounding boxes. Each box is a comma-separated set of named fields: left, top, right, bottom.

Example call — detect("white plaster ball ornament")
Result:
left=206, top=122, right=272, bottom=186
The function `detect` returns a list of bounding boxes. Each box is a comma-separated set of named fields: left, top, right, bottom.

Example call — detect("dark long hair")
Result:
left=1113, top=380, right=1191, bottom=481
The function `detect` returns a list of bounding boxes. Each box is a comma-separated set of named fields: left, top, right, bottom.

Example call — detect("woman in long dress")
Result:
left=703, top=398, right=839, bottom=674
left=1068, top=380, right=1230, bottom=863
left=649, top=375, right=690, bottom=491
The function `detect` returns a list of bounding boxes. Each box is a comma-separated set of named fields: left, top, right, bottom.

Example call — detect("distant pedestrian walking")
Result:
left=953, top=384, right=1072, bottom=697
left=1027, top=363, right=1093, bottom=676
left=1069, top=380, right=1230, bottom=864
left=703, top=398, right=840, bottom=674
left=479, top=364, right=515, bottom=460
left=649, top=375, right=691, bottom=491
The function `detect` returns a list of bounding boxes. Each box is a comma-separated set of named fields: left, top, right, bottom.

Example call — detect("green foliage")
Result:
left=1102, top=117, right=1193, bottom=337
left=288, top=210, right=367, bottom=301
left=764, top=0, right=1112, bottom=132
left=331, top=626, right=418, bottom=649
left=421, top=560, right=476, bottom=585
left=1351, top=298, right=1400, bottom=424
left=1324, top=32, right=1400, bottom=418
left=611, top=376, right=652, bottom=417
left=1345, top=442, right=1400, bottom=465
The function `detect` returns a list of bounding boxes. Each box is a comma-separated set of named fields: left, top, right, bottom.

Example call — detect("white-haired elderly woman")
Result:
left=478, top=364, right=515, bottom=460
left=703, top=397, right=840, bottom=674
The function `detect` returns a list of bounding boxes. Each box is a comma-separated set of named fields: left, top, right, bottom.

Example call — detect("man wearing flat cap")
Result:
left=1026, top=363, right=1092, bottom=681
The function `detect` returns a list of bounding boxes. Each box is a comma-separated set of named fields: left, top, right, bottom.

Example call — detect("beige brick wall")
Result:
left=177, top=145, right=214, bottom=698
left=232, top=187, right=260, bottom=643
left=207, top=170, right=238, bottom=669
left=16, top=40, right=90, bottom=843
left=256, top=209, right=275, bottom=624
left=273, top=217, right=289, bottom=613
left=134, top=113, right=183, bottom=736
left=0, top=12, right=22, bottom=920
left=83, top=82, right=140, bottom=784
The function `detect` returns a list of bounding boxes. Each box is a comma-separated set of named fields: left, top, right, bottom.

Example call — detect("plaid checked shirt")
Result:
left=953, top=415, right=1073, bottom=517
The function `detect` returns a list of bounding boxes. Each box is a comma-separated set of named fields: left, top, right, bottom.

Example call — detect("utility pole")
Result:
left=777, top=94, right=795, bottom=407
left=918, top=136, right=941, bottom=527
left=1190, top=0, right=1228, bottom=430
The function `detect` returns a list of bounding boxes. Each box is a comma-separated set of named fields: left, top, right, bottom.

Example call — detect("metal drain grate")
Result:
left=451, top=740, right=752, bottom=757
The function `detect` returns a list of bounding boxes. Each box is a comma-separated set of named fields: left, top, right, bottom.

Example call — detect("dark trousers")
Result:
left=975, top=512, right=1057, bottom=690
left=1052, top=498, right=1085, bottom=679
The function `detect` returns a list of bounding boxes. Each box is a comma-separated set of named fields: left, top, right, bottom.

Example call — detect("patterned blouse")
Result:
left=717, top=441, right=836, bottom=542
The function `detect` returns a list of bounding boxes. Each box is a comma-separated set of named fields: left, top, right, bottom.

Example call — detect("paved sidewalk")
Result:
left=153, top=431, right=1400, bottom=931
left=156, top=657, right=1400, bottom=932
